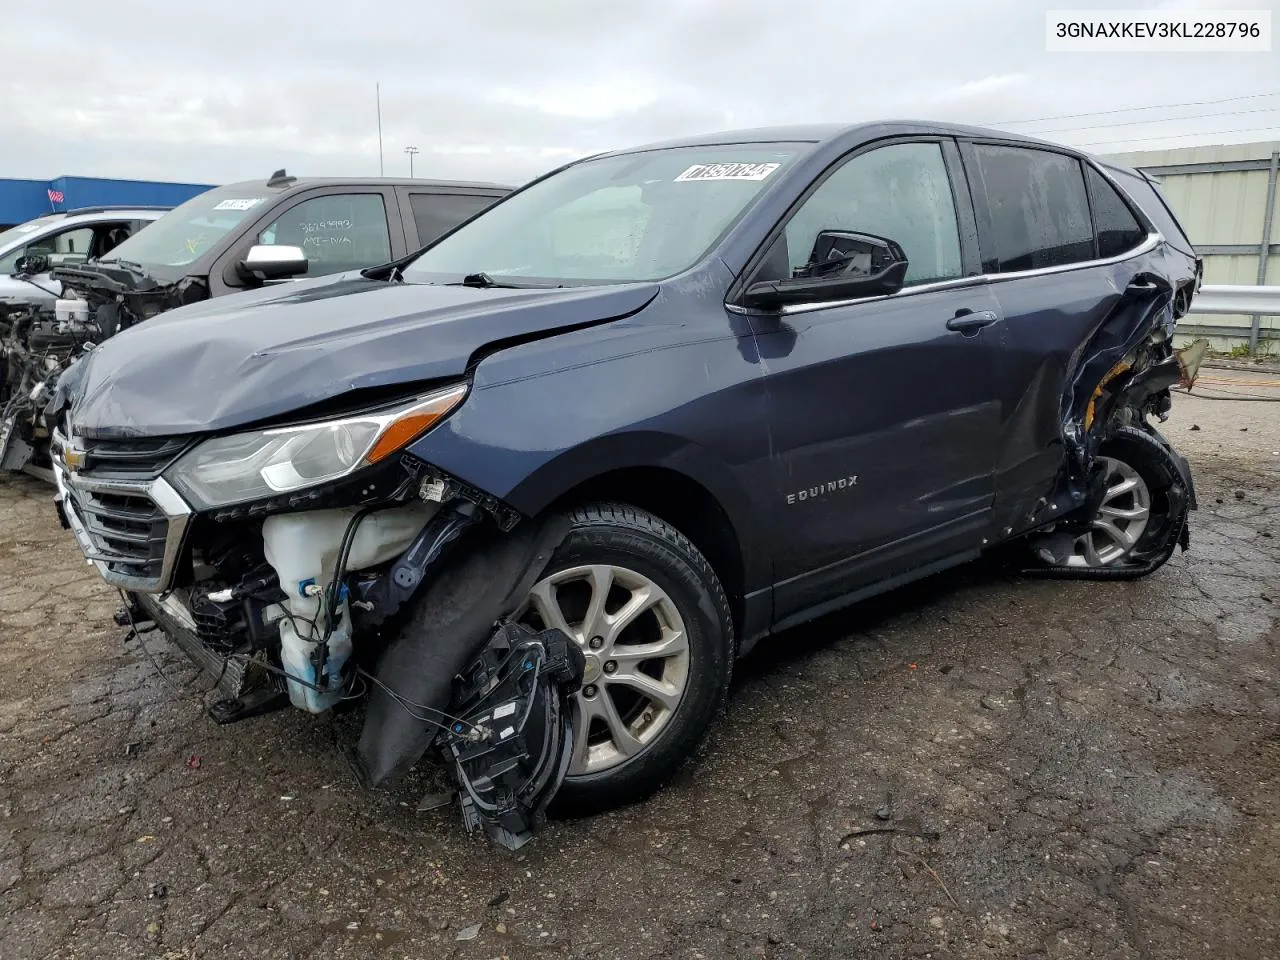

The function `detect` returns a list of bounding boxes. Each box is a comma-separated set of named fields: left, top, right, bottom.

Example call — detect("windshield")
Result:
left=0, top=215, right=63, bottom=253
left=404, top=143, right=809, bottom=285
left=101, top=187, right=271, bottom=268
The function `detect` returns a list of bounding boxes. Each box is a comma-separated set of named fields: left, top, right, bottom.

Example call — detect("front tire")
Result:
left=516, top=503, right=734, bottom=816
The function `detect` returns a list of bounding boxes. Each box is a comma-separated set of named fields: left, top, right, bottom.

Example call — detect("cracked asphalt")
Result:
left=2, top=369, right=1278, bottom=960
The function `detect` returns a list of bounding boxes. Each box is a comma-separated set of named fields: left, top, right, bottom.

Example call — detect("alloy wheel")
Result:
left=518, top=563, right=690, bottom=777
left=1067, top=456, right=1151, bottom=567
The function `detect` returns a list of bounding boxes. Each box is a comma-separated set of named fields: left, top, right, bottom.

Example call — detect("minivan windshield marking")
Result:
left=404, top=143, right=810, bottom=286
left=100, top=188, right=271, bottom=269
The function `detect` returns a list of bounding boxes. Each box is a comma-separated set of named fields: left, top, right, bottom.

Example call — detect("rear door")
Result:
left=398, top=189, right=503, bottom=249
left=959, top=141, right=1163, bottom=535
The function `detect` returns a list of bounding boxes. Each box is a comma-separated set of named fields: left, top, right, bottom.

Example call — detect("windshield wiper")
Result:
left=454, top=272, right=564, bottom=290
left=460, top=271, right=508, bottom=288
left=97, top=258, right=150, bottom=276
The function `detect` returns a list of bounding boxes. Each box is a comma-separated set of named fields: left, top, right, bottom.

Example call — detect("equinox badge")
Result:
left=786, top=475, right=858, bottom=504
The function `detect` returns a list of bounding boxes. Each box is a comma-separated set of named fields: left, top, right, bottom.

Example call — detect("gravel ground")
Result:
left=1, top=371, right=1278, bottom=960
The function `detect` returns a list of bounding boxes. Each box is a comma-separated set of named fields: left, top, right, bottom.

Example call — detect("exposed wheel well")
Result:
left=548, top=467, right=746, bottom=636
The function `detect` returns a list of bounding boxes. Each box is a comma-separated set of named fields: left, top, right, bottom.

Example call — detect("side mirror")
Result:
left=13, top=253, right=51, bottom=277
left=743, top=231, right=909, bottom=310
left=235, top=244, right=308, bottom=283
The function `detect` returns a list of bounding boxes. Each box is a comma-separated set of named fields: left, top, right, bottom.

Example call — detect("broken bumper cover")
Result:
left=131, top=591, right=260, bottom=700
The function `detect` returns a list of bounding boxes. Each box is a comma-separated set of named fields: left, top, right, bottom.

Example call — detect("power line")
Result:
left=1032, top=105, right=1280, bottom=135
left=1074, top=124, right=1280, bottom=149
left=982, top=92, right=1280, bottom=127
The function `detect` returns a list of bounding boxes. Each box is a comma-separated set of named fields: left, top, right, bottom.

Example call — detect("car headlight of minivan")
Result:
left=165, top=383, right=467, bottom=508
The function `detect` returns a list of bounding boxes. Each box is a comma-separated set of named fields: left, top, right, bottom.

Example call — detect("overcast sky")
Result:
left=4, top=0, right=1277, bottom=187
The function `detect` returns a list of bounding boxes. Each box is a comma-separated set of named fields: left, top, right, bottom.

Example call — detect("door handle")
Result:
left=946, top=309, right=999, bottom=335
left=1125, top=278, right=1160, bottom=294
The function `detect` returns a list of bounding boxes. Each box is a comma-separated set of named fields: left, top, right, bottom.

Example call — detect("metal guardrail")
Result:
left=1183, top=285, right=1280, bottom=347
left=1189, top=285, right=1280, bottom=317
left=1143, top=150, right=1279, bottom=351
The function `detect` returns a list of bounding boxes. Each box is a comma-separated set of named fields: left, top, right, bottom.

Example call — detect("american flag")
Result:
left=47, top=188, right=65, bottom=204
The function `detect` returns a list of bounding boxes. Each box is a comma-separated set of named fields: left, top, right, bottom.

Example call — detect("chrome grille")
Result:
left=74, top=435, right=189, bottom=480
left=64, top=487, right=168, bottom=575
left=54, top=429, right=193, bottom=592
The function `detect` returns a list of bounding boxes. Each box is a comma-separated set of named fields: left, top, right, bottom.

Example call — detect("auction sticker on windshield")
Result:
left=674, top=162, right=781, bottom=182
left=212, top=198, right=266, bottom=212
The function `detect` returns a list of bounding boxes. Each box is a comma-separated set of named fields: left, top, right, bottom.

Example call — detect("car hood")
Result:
left=62, top=274, right=659, bottom=438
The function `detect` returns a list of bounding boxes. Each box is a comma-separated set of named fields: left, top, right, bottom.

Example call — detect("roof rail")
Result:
left=62, top=204, right=174, bottom=216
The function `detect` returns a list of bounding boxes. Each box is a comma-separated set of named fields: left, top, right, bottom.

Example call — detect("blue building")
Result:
left=0, top=175, right=215, bottom=228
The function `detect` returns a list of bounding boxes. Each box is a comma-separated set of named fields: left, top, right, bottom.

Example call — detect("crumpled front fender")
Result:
left=352, top=513, right=572, bottom=787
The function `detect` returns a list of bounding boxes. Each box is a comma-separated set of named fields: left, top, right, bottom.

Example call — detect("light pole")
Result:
left=404, top=145, right=419, bottom=178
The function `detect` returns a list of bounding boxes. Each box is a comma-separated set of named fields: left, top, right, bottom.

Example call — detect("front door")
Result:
left=744, top=138, right=1004, bottom=622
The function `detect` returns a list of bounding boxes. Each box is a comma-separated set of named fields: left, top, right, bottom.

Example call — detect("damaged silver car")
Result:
left=48, top=122, right=1205, bottom=847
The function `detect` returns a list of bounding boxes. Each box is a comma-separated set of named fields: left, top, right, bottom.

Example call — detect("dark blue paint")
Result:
left=67, top=275, right=659, bottom=436
left=62, top=121, right=1198, bottom=644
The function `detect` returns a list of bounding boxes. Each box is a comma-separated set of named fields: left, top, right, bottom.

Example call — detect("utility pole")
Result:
left=376, top=82, right=384, bottom=176
left=404, top=145, right=419, bottom=178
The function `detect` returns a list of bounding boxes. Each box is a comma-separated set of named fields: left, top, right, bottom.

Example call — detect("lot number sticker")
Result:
left=213, top=198, right=265, bottom=211
left=674, top=162, right=781, bottom=182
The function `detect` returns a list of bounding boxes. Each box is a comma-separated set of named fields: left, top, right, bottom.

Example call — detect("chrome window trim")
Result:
left=727, top=232, right=1163, bottom=318
left=52, top=428, right=193, bottom=593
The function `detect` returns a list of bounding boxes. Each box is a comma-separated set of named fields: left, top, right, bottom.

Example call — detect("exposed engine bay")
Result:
left=0, top=298, right=101, bottom=479
left=2, top=259, right=207, bottom=479
left=52, top=261, right=209, bottom=334
left=75, top=454, right=584, bottom=850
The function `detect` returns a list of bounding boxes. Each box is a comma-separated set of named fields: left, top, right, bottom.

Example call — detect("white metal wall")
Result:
left=1102, top=141, right=1280, bottom=354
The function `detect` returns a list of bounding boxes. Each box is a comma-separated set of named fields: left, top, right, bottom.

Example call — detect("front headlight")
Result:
left=166, top=383, right=467, bottom=508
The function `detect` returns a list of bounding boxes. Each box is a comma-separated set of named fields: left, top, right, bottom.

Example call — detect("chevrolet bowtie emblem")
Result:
left=62, top=442, right=86, bottom=472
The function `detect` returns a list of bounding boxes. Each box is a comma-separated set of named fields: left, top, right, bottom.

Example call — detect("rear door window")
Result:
left=409, top=193, right=499, bottom=246
left=258, top=193, right=392, bottom=276
left=1105, top=167, right=1194, bottom=257
left=1086, top=167, right=1147, bottom=258
left=970, top=145, right=1095, bottom=272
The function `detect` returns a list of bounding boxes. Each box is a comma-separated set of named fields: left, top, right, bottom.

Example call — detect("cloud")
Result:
left=1, top=0, right=1276, bottom=187
left=935, top=74, right=1030, bottom=102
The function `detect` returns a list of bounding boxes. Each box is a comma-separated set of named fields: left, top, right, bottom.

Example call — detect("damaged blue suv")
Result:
left=50, top=122, right=1202, bottom=847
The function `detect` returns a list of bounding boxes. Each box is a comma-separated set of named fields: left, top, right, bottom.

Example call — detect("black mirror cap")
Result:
left=12, top=253, right=51, bottom=277
left=742, top=232, right=909, bottom=310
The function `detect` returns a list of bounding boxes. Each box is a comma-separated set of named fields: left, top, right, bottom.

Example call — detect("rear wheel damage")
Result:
left=1021, top=275, right=1203, bottom=581
left=1066, top=454, right=1150, bottom=567
left=1027, top=426, right=1192, bottom=579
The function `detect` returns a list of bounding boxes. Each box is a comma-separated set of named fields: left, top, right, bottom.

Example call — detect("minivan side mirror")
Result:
left=743, top=231, right=909, bottom=310
left=12, top=253, right=51, bottom=277
left=235, top=244, right=308, bottom=283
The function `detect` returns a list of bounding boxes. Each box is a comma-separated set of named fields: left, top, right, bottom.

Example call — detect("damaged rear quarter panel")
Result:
left=986, top=237, right=1196, bottom=537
